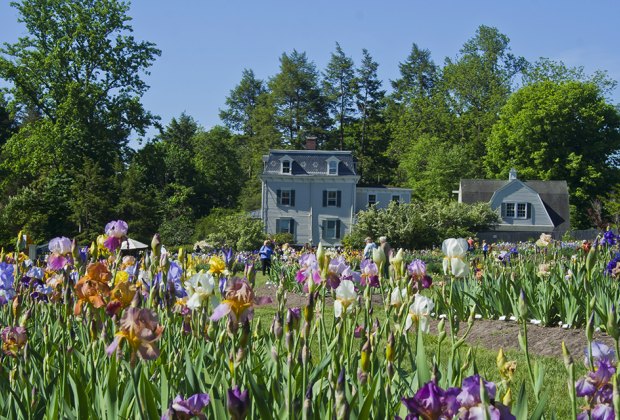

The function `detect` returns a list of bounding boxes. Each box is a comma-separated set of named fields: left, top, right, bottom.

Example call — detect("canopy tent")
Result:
left=121, top=238, right=149, bottom=250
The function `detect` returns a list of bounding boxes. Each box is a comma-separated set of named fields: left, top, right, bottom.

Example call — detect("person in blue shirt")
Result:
left=363, top=237, right=377, bottom=260
left=259, top=240, right=274, bottom=275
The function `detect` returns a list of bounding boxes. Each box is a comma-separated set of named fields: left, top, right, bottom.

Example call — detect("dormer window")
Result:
left=326, top=158, right=339, bottom=175
left=281, top=160, right=291, bottom=174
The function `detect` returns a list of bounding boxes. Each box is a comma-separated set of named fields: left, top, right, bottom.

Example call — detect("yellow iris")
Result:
left=208, top=256, right=226, bottom=275
left=222, top=298, right=253, bottom=321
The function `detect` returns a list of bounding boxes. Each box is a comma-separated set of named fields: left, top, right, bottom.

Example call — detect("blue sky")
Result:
left=1, top=0, right=619, bottom=143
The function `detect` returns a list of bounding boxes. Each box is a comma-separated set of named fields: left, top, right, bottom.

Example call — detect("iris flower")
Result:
left=185, top=271, right=218, bottom=311
left=210, top=278, right=271, bottom=323
left=103, top=220, right=129, bottom=252
left=405, top=294, right=434, bottom=333
left=47, top=236, right=72, bottom=271
left=442, top=238, right=469, bottom=277
left=1, top=326, right=27, bottom=357
left=360, top=260, right=379, bottom=287
left=162, top=393, right=210, bottom=420
left=390, top=287, right=407, bottom=308
left=535, top=233, right=552, bottom=248
left=334, top=280, right=357, bottom=318
left=0, top=262, right=15, bottom=305
left=295, top=254, right=321, bottom=289
left=74, top=262, right=112, bottom=316
left=326, top=256, right=349, bottom=289
left=227, top=386, right=250, bottom=420
left=208, top=256, right=227, bottom=276
left=106, top=307, right=164, bottom=361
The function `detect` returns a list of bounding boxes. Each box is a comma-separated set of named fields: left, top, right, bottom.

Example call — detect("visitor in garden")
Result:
left=482, top=240, right=489, bottom=259
left=259, top=240, right=273, bottom=275
left=363, top=237, right=377, bottom=259
left=379, top=236, right=392, bottom=278
left=467, top=237, right=475, bottom=252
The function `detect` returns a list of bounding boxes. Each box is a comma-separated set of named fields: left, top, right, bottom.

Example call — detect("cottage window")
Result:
left=368, top=194, right=377, bottom=207
left=328, top=160, right=338, bottom=175
left=502, top=202, right=530, bottom=219
left=391, top=195, right=400, bottom=203
left=281, top=160, right=291, bottom=174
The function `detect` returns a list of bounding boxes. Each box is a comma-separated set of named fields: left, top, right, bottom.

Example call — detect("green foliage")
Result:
left=485, top=80, right=620, bottom=228
left=352, top=200, right=499, bottom=249
left=269, top=50, right=330, bottom=147
left=270, top=232, right=294, bottom=246
left=194, top=209, right=265, bottom=250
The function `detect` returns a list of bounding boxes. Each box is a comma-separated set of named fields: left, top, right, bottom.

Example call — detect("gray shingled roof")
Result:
left=262, top=150, right=357, bottom=176
left=460, top=179, right=570, bottom=232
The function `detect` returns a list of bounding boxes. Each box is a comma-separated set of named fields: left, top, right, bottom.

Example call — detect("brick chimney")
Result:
left=305, top=136, right=317, bottom=150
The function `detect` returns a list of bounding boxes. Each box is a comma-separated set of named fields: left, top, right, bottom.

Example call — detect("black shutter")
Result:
left=527, top=203, right=531, bottom=219
left=501, top=203, right=506, bottom=218
left=291, top=190, right=295, bottom=207
left=289, top=219, right=295, bottom=235
left=336, top=191, right=342, bottom=208
left=335, top=220, right=341, bottom=238
left=321, top=220, right=325, bottom=238
left=323, top=190, right=327, bottom=207
left=277, top=189, right=281, bottom=205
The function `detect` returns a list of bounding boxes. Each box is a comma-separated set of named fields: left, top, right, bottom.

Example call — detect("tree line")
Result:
left=1, top=0, right=619, bottom=246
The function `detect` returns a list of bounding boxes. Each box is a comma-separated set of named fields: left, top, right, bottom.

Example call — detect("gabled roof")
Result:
left=460, top=179, right=570, bottom=232
left=262, top=150, right=357, bottom=176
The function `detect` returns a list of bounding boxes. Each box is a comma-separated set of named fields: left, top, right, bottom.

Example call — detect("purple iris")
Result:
left=161, top=393, right=210, bottom=420
left=602, top=229, right=617, bottom=247
left=408, top=259, right=426, bottom=279
left=0, top=263, right=15, bottom=305
left=401, top=381, right=443, bottom=419
left=576, top=341, right=617, bottom=420
left=326, top=256, right=349, bottom=289
left=223, top=248, right=234, bottom=268
left=47, top=236, right=72, bottom=270
left=104, top=220, right=128, bottom=252
left=153, top=262, right=187, bottom=298
left=498, top=251, right=510, bottom=265
left=295, top=254, right=321, bottom=287
left=360, top=260, right=379, bottom=287
left=227, top=386, right=250, bottom=420
left=605, top=254, right=620, bottom=276
left=457, top=374, right=497, bottom=407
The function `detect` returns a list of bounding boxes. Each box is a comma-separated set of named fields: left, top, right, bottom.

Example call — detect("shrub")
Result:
left=351, top=200, right=499, bottom=249
left=194, top=209, right=265, bottom=251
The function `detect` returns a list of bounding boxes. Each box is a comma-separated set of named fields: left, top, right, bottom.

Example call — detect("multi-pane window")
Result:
left=392, top=195, right=400, bottom=203
left=502, top=202, right=530, bottom=219
left=277, top=219, right=294, bottom=234
left=322, top=190, right=341, bottom=207
left=328, top=160, right=338, bottom=175
left=368, top=194, right=377, bottom=206
left=277, top=189, right=295, bottom=206
left=327, top=191, right=338, bottom=206
left=281, top=160, right=291, bottom=174
left=324, top=220, right=341, bottom=239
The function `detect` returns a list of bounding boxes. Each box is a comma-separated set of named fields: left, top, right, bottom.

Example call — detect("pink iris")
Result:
left=104, top=220, right=128, bottom=252
left=47, top=237, right=72, bottom=271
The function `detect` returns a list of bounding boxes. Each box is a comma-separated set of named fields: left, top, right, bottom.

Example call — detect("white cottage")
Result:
left=260, top=143, right=411, bottom=245
left=457, top=169, right=570, bottom=241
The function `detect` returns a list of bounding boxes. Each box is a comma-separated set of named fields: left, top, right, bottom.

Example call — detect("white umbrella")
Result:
left=121, top=238, right=149, bottom=250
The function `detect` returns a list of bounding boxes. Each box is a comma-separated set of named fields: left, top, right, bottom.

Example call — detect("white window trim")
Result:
left=367, top=193, right=377, bottom=207
left=391, top=194, right=401, bottom=203
left=326, top=157, right=340, bottom=176
left=281, top=160, right=292, bottom=174
left=325, top=219, right=338, bottom=239
left=503, top=202, right=529, bottom=219
left=276, top=218, right=294, bottom=234
left=326, top=189, right=338, bottom=207
left=280, top=190, right=291, bottom=206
